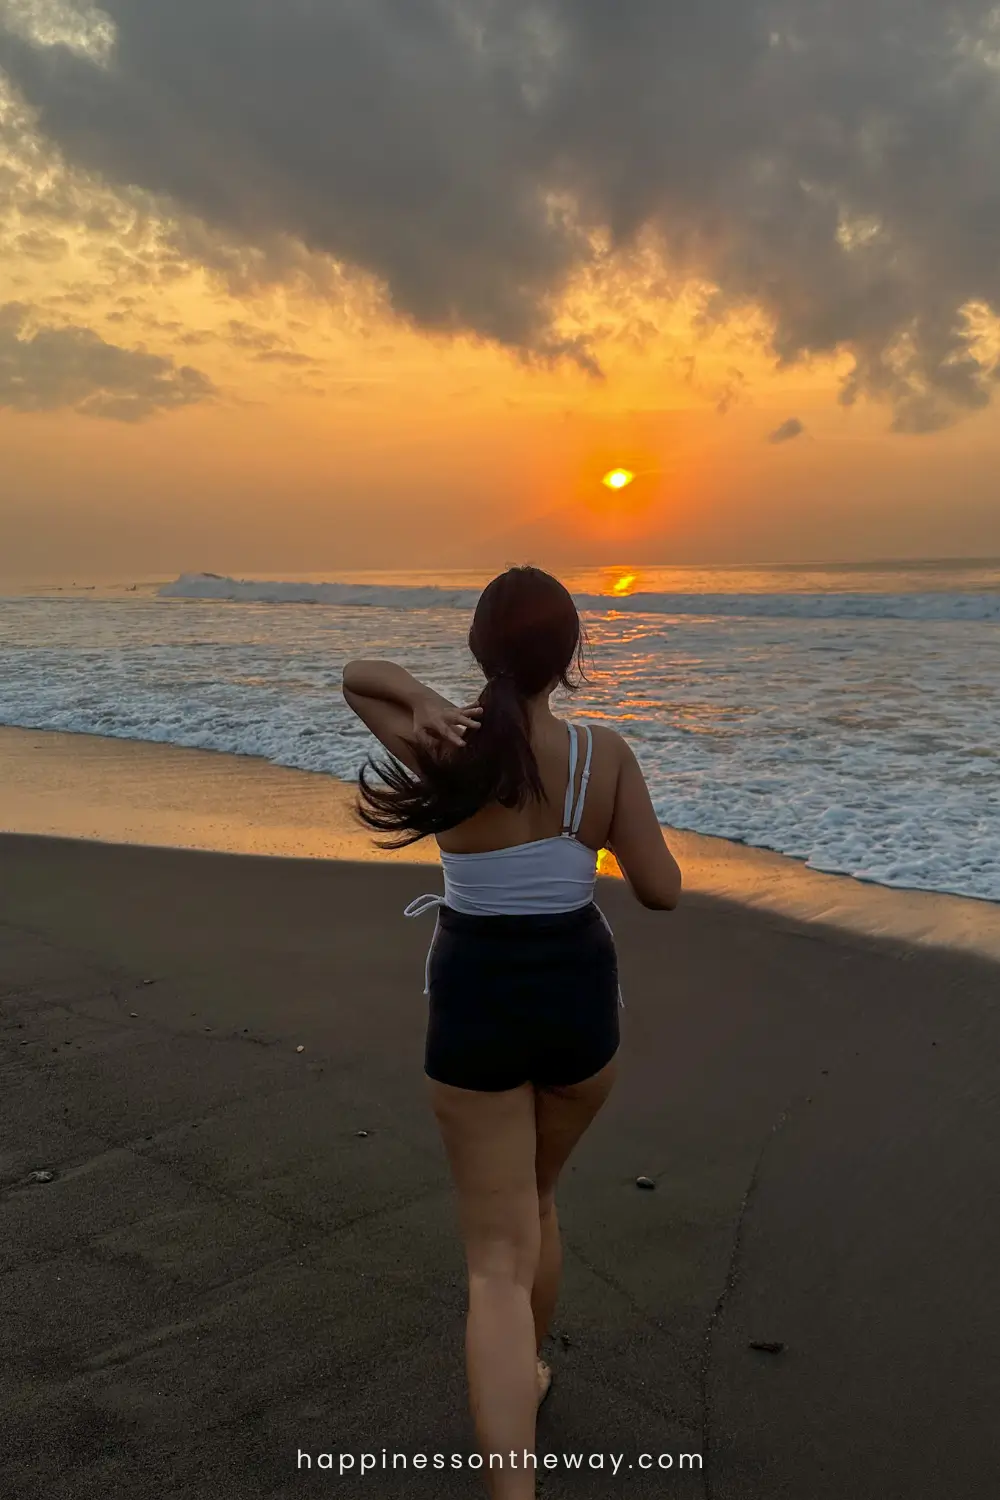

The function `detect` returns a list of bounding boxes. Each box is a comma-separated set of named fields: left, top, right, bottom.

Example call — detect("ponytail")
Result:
left=477, top=674, right=545, bottom=808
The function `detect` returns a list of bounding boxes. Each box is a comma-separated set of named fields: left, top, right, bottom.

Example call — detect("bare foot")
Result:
left=537, top=1359, right=552, bottom=1407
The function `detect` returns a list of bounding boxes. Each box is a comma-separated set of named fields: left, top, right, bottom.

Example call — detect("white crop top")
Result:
left=405, top=722, right=598, bottom=920
left=404, top=723, right=623, bottom=1006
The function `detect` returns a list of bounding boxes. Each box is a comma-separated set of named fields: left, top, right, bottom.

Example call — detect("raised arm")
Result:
left=342, top=659, right=481, bottom=770
left=606, top=736, right=682, bottom=911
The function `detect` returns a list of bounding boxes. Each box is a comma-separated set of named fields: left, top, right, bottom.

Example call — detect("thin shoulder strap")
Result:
left=561, top=722, right=579, bottom=834
left=570, top=725, right=594, bottom=835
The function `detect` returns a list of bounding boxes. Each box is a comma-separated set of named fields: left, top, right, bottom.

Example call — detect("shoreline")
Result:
left=2, top=722, right=999, bottom=967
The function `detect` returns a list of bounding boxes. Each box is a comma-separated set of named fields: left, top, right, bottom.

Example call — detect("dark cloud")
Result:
left=0, top=301, right=216, bottom=420
left=768, top=417, right=805, bottom=443
left=2, top=2, right=1000, bottom=422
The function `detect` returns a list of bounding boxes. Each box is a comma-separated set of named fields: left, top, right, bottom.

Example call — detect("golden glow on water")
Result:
left=611, top=572, right=638, bottom=596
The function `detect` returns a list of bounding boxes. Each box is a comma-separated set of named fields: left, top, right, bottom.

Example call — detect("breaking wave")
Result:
left=161, top=574, right=1000, bottom=622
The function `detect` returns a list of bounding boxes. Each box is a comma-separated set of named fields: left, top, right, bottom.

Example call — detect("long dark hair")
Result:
left=357, top=566, right=586, bottom=848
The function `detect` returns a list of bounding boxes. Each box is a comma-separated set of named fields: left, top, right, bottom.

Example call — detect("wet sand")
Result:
left=3, top=725, right=999, bottom=965
left=2, top=824, right=999, bottom=1497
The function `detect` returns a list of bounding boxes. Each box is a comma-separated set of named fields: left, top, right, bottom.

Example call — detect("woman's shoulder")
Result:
left=558, top=719, right=627, bottom=763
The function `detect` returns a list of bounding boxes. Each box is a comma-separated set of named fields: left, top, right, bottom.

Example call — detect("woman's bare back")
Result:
left=436, top=717, right=620, bottom=856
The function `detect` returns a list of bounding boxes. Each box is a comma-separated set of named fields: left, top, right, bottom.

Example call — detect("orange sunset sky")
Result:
left=2, top=2, right=1000, bottom=578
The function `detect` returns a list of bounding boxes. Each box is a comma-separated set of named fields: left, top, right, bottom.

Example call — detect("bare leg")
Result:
left=429, top=1079, right=540, bottom=1500
left=532, top=1059, right=618, bottom=1356
left=532, top=1197, right=562, bottom=1354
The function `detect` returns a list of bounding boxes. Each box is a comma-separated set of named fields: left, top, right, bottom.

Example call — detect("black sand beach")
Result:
left=2, top=833, right=999, bottom=1498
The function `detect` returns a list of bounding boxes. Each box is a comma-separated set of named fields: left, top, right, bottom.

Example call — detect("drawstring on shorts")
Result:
left=404, top=893, right=445, bottom=995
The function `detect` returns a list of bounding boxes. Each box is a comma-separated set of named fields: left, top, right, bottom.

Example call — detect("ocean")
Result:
left=1, top=561, right=998, bottom=903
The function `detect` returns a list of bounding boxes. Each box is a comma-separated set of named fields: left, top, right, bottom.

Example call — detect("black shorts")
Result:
left=425, top=902, right=620, bottom=1093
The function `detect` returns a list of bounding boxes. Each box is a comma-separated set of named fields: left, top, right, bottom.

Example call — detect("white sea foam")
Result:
left=3, top=567, right=998, bottom=903
left=161, top=573, right=1000, bottom=622
left=160, top=574, right=483, bottom=611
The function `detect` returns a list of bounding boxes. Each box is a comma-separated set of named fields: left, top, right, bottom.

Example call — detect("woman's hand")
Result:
left=342, top=661, right=483, bottom=768
left=411, top=697, right=483, bottom=752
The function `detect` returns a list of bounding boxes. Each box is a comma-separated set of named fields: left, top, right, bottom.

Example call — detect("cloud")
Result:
left=12, top=227, right=67, bottom=260
left=224, top=319, right=282, bottom=354
left=220, top=319, right=314, bottom=365
left=716, top=368, right=747, bottom=416
left=2, top=2, right=1000, bottom=422
left=768, top=417, right=805, bottom=444
left=0, top=0, right=114, bottom=62
left=0, top=301, right=216, bottom=419
left=253, top=350, right=315, bottom=367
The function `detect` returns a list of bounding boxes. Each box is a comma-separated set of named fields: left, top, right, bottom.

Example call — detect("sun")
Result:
left=602, top=468, right=635, bottom=491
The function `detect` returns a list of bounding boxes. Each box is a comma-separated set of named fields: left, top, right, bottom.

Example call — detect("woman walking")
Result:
left=343, top=566, right=681, bottom=1498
